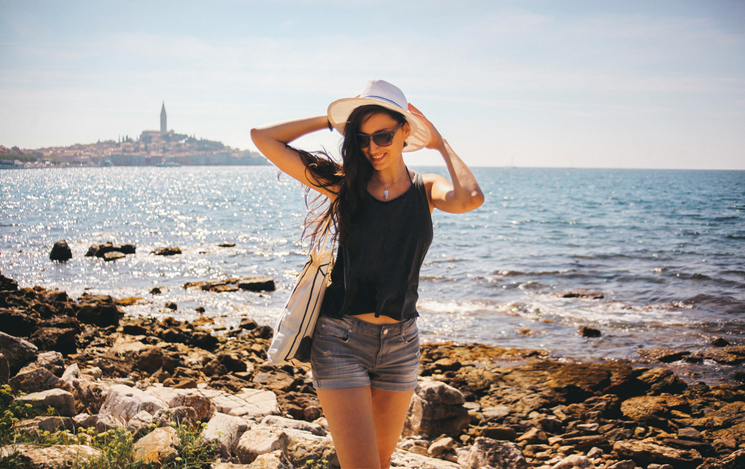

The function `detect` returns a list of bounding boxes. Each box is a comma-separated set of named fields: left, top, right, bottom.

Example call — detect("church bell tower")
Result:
left=160, top=102, right=167, bottom=135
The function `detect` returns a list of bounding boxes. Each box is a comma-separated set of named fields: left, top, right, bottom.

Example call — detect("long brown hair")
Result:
left=291, top=104, right=408, bottom=248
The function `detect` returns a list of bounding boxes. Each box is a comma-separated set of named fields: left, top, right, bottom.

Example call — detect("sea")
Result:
left=1, top=166, right=744, bottom=384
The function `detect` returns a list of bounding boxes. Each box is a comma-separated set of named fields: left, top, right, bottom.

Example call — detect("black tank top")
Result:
left=320, top=171, right=433, bottom=321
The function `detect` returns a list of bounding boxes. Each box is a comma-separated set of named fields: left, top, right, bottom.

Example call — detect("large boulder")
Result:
left=96, top=384, right=168, bottom=430
left=404, top=378, right=470, bottom=438
left=16, top=388, right=76, bottom=416
left=29, top=327, right=78, bottom=355
left=49, top=240, right=73, bottom=261
left=76, top=294, right=122, bottom=327
left=73, top=378, right=109, bottom=414
left=234, top=424, right=289, bottom=464
left=202, top=412, right=249, bottom=458
left=0, top=331, right=38, bottom=373
left=9, top=364, right=63, bottom=394
left=132, top=426, right=181, bottom=464
left=282, top=427, right=338, bottom=468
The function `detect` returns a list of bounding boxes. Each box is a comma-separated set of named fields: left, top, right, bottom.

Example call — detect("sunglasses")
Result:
left=356, top=123, right=404, bottom=149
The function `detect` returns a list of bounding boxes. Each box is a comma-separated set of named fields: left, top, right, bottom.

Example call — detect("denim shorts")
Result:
left=311, top=315, right=420, bottom=392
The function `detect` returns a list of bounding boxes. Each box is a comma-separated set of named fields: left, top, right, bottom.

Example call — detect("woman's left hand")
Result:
left=408, top=103, right=445, bottom=151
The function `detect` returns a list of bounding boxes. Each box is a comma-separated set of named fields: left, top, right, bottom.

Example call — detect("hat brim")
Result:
left=327, top=98, right=431, bottom=152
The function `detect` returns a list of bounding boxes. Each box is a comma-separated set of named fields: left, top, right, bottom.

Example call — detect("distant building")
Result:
left=160, top=102, right=167, bottom=135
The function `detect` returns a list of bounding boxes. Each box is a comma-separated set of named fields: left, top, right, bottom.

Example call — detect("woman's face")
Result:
left=357, top=112, right=410, bottom=172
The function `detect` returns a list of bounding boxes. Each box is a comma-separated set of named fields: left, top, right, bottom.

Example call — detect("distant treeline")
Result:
left=0, top=152, right=37, bottom=162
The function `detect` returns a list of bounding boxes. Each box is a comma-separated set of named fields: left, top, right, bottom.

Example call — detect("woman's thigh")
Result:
left=316, top=386, right=380, bottom=469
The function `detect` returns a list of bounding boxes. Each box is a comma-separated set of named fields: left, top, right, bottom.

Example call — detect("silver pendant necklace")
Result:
left=374, top=167, right=407, bottom=200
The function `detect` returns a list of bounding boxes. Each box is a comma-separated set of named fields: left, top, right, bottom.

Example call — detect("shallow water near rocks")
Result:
left=2, top=166, right=743, bottom=384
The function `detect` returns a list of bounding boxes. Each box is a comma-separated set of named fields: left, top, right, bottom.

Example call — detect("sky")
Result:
left=1, top=0, right=744, bottom=169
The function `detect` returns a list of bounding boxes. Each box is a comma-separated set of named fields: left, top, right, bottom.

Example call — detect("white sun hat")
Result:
left=327, top=79, right=431, bottom=152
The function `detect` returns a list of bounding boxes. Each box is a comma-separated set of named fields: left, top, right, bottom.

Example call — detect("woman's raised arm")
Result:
left=250, top=116, right=337, bottom=198
left=409, top=104, right=484, bottom=214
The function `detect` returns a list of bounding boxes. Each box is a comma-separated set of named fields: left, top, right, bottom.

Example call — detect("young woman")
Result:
left=251, top=79, right=484, bottom=469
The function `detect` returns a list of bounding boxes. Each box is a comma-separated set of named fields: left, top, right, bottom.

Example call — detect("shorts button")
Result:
left=383, top=329, right=388, bottom=335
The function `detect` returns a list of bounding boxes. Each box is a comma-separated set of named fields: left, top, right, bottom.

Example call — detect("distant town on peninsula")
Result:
left=0, top=102, right=267, bottom=168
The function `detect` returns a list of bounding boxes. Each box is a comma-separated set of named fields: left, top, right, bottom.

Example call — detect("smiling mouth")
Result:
left=371, top=153, right=385, bottom=161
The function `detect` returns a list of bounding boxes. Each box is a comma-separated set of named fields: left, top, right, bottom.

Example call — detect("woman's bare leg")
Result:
left=316, top=386, right=381, bottom=469
left=370, top=388, right=415, bottom=469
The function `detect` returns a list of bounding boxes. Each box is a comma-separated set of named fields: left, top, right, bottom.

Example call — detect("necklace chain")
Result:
left=374, top=167, right=407, bottom=200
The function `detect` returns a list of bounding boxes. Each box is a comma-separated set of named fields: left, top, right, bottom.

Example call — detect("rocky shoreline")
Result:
left=0, top=271, right=744, bottom=469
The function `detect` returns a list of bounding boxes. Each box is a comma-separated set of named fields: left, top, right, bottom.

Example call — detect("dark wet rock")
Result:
left=0, top=307, right=37, bottom=337
left=152, top=246, right=181, bottom=256
left=236, top=276, right=276, bottom=292
left=711, top=337, right=730, bottom=347
left=217, top=353, right=247, bottom=373
left=29, top=327, right=78, bottom=355
left=218, top=242, right=236, bottom=248
left=149, top=287, right=162, bottom=295
left=49, top=240, right=73, bottom=261
left=0, top=273, right=19, bottom=292
left=636, top=367, right=688, bottom=395
left=183, top=276, right=276, bottom=293
left=700, top=347, right=745, bottom=365
left=560, top=290, right=604, bottom=299
left=578, top=325, right=602, bottom=337
left=76, top=294, right=122, bottom=327
left=165, top=302, right=177, bottom=310
left=86, top=242, right=136, bottom=258
left=195, top=306, right=205, bottom=313
left=637, top=347, right=690, bottom=363
left=239, top=318, right=259, bottom=330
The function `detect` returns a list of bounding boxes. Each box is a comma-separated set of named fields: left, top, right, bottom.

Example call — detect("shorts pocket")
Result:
left=315, top=319, right=351, bottom=343
left=401, top=325, right=419, bottom=345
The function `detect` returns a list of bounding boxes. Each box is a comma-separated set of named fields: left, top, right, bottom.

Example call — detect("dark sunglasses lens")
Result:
left=372, top=132, right=394, bottom=147
left=356, top=134, right=371, bottom=148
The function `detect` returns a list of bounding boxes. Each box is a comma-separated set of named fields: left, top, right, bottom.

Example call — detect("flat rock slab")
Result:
left=0, top=444, right=101, bottom=467
left=391, top=449, right=461, bottom=468
left=145, top=385, right=280, bottom=418
left=16, top=388, right=76, bottom=416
